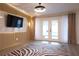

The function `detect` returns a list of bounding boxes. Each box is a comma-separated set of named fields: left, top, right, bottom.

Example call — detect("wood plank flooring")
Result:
left=0, top=41, right=79, bottom=56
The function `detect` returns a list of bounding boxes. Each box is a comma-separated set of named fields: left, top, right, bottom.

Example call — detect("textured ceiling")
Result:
left=10, top=3, right=79, bottom=17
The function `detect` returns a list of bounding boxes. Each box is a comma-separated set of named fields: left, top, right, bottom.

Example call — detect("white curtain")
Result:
left=35, top=15, right=68, bottom=43
left=59, top=16, right=68, bottom=43
left=35, top=18, right=42, bottom=40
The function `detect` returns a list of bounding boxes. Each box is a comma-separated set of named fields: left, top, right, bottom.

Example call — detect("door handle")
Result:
left=46, top=30, right=48, bottom=32
left=50, top=29, right=51, bottom=32
left=46, top=29, right=51, bottom=32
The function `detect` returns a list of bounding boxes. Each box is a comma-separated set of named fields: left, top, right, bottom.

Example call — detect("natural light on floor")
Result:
left=41, top=41, right=60, bottom=45
left=41, top=41, right=49, bottom=44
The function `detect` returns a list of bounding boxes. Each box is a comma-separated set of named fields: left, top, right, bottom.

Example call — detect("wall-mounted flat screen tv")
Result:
left=6, top=14, right=23, bottom=28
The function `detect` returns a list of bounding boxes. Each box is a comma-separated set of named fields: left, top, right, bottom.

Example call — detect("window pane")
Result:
left=42, top=21, right=48, bottom=38
left=51, top=20, right=58, bottom=39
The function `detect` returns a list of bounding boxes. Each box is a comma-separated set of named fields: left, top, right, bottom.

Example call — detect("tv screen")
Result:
left=6, top=14, right=23, bottom=28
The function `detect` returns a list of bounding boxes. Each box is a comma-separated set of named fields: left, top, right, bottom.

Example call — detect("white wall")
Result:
left=0, top=11, right=27, bottom=33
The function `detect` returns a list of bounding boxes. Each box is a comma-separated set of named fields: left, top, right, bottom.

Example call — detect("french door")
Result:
left=42, top=19, right=59, bottom=41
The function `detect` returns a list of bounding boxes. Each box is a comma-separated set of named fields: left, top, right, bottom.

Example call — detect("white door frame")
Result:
left=41, top=17, right=59, bottom=41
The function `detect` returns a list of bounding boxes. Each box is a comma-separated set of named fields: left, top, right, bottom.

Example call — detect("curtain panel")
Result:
left=68, top=13, right=76, bottom=44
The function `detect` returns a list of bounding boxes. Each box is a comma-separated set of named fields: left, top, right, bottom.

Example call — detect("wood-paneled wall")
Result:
left=0, top=3, right=35, bottom=50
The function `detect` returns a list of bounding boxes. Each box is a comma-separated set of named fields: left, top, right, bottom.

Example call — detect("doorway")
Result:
left=42, top=18, right=59, bottom=41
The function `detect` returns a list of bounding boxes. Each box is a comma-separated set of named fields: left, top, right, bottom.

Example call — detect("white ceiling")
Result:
left=10, top=3, right=79, bottom=17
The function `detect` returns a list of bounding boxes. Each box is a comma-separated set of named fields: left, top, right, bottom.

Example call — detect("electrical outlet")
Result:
left=16, top=38, right=18, bottom=41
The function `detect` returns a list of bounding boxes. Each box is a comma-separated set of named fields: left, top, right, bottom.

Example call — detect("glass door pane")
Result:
left=51, top=20, right=58, bottom=39
left=42, top=21, right=48, bottom=39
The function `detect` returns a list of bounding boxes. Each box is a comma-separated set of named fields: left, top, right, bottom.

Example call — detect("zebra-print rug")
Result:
left=0, top=41, right=75, bottom=56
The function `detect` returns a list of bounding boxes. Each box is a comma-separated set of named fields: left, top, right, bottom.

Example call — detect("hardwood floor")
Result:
left=0, top=41, right=79, bottom=56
